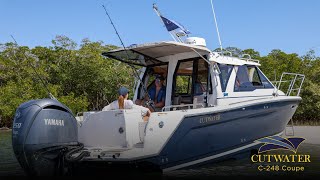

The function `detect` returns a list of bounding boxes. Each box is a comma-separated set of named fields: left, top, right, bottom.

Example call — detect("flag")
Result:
left=160, top=15, right=191, bottom=35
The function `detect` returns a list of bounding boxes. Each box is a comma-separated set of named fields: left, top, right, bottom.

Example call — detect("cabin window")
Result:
left=248, top=66, right=274, bottom=89
left=172, top=58, right=211, bottom=106
left=173, top=60, right=194, bottom=104
left=176, top=75, right=192, bottom=94
left=137, top=64, right=168, bottom=100
left=234, top=65, right=256, bottom=92
left=218, top=64, right=233, bottom=92
left=195, top=59, right=212, bottom=95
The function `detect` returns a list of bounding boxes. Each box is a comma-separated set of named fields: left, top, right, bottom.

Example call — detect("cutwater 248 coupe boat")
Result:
left=12, top=4, right=305, bottom=176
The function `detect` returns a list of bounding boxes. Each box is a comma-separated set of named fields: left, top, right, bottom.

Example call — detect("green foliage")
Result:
left=295, top=80, right=320, bottom=121
left=176, top=76, right=191, bottom=94
left=58, top=92, right=89, bottom=115
left=242, top=49, right=260, bottom=59
left=0, top=35, right=133, bottom=127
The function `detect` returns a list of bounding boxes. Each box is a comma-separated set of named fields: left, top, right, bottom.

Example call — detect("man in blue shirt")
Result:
left=136, top=75, right=166, bottom=112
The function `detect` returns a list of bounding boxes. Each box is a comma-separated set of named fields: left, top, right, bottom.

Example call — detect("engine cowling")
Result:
left=12, top=99, right=78, bottom=176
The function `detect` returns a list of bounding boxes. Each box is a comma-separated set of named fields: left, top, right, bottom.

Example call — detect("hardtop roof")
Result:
left=102, top=41, right=261, bottom=66
left=102, top=41, right=211, bottom=66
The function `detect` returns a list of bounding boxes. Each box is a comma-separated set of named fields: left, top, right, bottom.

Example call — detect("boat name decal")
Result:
left=44, top=119, right=65, bottom=126
left=199, top=114, right=220, bottom=124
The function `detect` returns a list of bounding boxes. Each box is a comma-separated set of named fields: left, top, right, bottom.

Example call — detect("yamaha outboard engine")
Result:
left=12, top=99, right=78, bottom=176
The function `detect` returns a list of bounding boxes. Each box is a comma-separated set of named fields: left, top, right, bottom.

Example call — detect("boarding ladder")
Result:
left=272, top=72, right=305, bottom=136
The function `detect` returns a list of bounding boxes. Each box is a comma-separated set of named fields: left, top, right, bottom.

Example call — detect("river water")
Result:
left=1, top=130, right=319, bottom=178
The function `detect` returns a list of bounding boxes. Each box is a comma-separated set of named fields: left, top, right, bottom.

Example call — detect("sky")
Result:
left=1, top=0, right=320, bottom=56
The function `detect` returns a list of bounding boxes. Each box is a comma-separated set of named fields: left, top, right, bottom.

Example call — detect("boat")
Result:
left=11, top=5, right=305, bottom=176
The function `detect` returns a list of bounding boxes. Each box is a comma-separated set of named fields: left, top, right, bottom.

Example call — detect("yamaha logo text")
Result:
left=44, top=119, right=65, bottom=126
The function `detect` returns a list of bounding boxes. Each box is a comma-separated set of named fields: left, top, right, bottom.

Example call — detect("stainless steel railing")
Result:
left=273, top=72, right=305, bottom=96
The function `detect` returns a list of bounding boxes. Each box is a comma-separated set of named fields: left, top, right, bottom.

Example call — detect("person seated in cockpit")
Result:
left=135, top=75, right=166, bottom=112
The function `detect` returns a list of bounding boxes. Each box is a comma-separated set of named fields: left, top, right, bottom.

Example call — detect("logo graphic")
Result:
left=255, top=136, right=305, bottom=153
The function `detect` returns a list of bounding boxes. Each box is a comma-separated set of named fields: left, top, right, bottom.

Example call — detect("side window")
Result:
left=234, top=65, right=255, bottom=92
left=173, top=60, right=194, bottom=104
left=195, top=59, right=212, bottom=95
left=218, top=64, right=233, bottom=92
left=176, top=75, right=192, bottom=94
left=248, top=66, right=274, bottom=89
left=257, top=67, right=274, bottom=88
left=248, top=66, right=262, bottom=87
left=137, top=65, right=168, bottom=99
left=172, top=58, right=211, bottom=106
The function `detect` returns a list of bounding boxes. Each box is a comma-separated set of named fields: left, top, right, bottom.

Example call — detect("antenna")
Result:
left=102, top=5, right=127, bottom=54
left=101, top=5, right=156, bottom=111
left=210, top=0, right=223, bottom=52
left=10, top=35, right=56, bottom=100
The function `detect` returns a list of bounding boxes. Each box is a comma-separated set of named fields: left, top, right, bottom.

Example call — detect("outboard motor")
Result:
left=12, top=99, right=79, bottom=176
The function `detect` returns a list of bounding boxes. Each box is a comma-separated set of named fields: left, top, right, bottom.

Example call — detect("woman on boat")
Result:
left=102, top=87, right=151, bottom=121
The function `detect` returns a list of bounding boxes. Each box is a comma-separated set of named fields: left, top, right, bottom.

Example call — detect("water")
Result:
left=0, top=131, right=25, bottom=176
left=1, top=130, right=319, bottom=178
